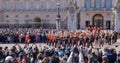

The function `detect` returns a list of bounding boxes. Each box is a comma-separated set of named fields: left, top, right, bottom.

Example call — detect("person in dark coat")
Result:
left=42, top=33, right=47, bottom=43
left=117, top=51, right=120, bottom=63
left=72, top=45, right=79, bottom=63
left=79, top=35, right=84, bottom=46
left=0, top=47, right=5, bottom=63
left=14, top=34, right=19, bottom=43
left=30, top=34, right=35, bottom=43
left=111, top=49, right=117, bottom=63
left=114, top=31, right=118, bottom=42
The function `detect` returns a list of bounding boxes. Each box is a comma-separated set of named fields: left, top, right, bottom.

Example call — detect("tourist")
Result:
left=117, top=51, right=120, bottom=63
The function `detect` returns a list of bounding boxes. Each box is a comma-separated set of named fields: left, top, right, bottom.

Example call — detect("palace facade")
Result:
left=80, top=0, right=115, bottom=30
left=0, top=0, right=117, bottom=29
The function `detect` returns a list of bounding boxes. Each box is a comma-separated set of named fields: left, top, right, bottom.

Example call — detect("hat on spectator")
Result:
left=5, top=56, right=13, bottom=61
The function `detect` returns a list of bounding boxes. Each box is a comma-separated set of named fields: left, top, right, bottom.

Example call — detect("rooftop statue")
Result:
left=67, top=0, right=77, bottom=13
left=67, top=0, right=78, bottom=31
left=115, top=0, right=120, bottom=12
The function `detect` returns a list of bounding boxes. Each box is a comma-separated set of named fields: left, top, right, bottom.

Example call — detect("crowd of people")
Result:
left=0, top=27, right=119, bottom=63
left=0, top=27, right=118, bottom=47
left=0, top=43, right=70, bottom=63
left=0, top=42, right=119, bottom=63
left=0, top=42, right=120, bottom=63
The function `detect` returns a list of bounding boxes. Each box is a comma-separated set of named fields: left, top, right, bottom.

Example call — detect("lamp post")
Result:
left=56, top=3, right=61, bottom=30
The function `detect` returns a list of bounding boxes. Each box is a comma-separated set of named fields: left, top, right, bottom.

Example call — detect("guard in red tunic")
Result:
left=25, top=34, right=30, bottom=43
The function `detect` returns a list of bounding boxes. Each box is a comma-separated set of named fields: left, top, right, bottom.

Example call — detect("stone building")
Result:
left=0, top=0, right=68, bottom=28
left=79, top=0, right=116, bottom=30
left=0, top=0, right=118, bottom=30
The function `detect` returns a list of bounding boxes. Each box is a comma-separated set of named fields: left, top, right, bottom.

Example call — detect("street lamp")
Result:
left=56, top=3, right=61, bottom=30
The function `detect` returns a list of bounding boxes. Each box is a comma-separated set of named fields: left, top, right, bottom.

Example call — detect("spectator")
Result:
left=117, top=51, right=120, bottom=63
left=0, top=46, right=4, bottom=63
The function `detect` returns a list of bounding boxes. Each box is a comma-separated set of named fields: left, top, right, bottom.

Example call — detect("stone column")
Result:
left=114, top=0, right=120, bottom=32
left=115, top=11, right=120, bottom=32
left=104, top=20, right=106, bottom=29
left=56, top=20, right=59, bottom=29
left=56, top=18, right=61, bottom=30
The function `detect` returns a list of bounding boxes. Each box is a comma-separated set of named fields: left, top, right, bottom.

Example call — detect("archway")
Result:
left=33, top=17, right=41, bottom=28
left=93, top=14, right=104, bottom=28
left=34, top=17, right=41, bottom=23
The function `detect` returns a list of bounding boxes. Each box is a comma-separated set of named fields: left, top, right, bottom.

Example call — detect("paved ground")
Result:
left=0, top=38, right=120, bottom=53
left=0, top=43, right=50, bottom=50
left=91, top=39, right=120, bottom=54
left=103, top=39, right=120, bottom=53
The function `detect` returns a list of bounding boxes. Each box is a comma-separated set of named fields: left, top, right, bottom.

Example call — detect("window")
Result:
left=85, top=0, right=91, bottom=9
left=29, top=20, right=32, bottom=21
left=6, top=15, right=9, bottom=17
left=15, top=20, right=19, bottom=22
left=95, top=0, right=101, bottom=9
left=85, top=21, right=90, bottom=27
left=35, top=2, right=40, bottom=10
left=25, top=15, right=29, bottom=17
left=5, top=1, right=10, bottom=11
left=0, top=2, right=1, bottom=11
left=105, top=0, right=112, bottom=9
left=15, top=3, right=19, bottom=11
left=15, top=15, right=18, bottom=17
left=46, top=2, right=50, bottom=10
left=106, top=21, right=111, bottom=29
left=25, top=2, right=29, bottom=10
left=46, top=15, right=49, bottom=18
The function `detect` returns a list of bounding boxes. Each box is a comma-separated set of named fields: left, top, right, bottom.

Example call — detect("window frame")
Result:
left=85, top=0, right=91, bottom=9
left=25, top=1, right=30, bottom=11
left=5, top=1, right=10, bottom=11
left=15, top=2, right=20, bottom=11
left=35, top=2, right=40, bottom=10
left=95, top=0, right=101, bottom=9
left=105, top=0, right=112, bottom=9
left=46, top=2, right=50, bottom=10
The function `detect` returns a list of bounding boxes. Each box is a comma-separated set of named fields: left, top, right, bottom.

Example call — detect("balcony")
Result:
left=81, top=7, right=113, bottom=11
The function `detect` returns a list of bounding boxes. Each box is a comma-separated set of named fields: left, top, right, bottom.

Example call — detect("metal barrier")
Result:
left=67, top=47, right=85, bottom=63
left=66, top=52, right=73, bottom=63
